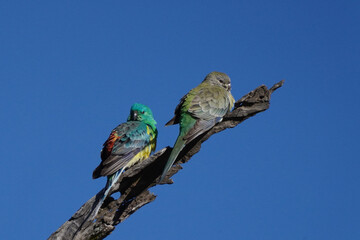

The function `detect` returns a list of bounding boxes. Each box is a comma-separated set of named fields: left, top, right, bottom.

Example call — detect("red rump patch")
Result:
left=104, top=131, right=120, bottom=153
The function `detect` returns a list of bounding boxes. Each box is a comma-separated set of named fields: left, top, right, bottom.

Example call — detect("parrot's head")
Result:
left=128, top=103, right=157, bottom=130
left=203, top=71, right=232, bottom=91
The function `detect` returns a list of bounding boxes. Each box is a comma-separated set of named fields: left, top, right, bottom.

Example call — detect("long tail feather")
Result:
left=160, top=135, right=186, bottom=182
left=88, top=167, right=126, bottom=221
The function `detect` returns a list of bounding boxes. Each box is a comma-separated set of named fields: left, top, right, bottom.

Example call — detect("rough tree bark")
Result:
left=48, top=80, right=284, bottom=240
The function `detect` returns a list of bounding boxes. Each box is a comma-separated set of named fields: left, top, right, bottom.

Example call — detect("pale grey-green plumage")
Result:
left=161, top=72, right=235, bottom=181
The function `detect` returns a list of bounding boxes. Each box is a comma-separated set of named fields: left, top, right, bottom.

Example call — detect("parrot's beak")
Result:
left=131, top=111, right=138, bottom=121
left=227, top=83, right=231, bottom=91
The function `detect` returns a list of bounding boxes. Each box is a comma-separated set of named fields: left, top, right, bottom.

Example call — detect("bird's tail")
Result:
left=160, top=135, right=186, bottom=182
left=88, top=167, right=125, bottom=221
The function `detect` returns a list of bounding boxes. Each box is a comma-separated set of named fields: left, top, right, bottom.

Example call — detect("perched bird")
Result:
left=90, top=103, right=157, bottom=220
left=160, top=72, right=235, bottom=181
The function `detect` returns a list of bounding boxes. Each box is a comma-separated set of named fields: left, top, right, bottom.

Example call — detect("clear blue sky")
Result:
left=1, top=1, right=359, bottom=239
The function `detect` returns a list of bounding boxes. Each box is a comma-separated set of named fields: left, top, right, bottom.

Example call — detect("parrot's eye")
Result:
left=142, top=111, right=145, bottom=114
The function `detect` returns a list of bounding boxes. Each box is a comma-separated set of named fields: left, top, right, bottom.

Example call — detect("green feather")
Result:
left=161, top=113, right=196, bottom=181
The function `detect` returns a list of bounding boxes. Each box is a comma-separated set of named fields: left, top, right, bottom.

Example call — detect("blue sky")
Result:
left=1, top=1, right=359, bottom=239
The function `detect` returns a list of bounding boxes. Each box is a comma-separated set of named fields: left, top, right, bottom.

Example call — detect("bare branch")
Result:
left=48, top=80, right=284, bottom=240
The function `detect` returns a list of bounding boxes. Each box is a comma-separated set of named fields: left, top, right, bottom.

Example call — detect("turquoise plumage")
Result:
left=90, top=103, right=157, bottom=220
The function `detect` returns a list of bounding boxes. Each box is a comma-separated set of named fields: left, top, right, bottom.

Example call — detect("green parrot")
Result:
left=90, top=103, right=157, bottom=220
left=160, top=72, right=235, bottom=181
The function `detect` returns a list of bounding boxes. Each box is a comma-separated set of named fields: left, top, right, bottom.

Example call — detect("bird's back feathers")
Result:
left=93, top=121, right=156, bottom=179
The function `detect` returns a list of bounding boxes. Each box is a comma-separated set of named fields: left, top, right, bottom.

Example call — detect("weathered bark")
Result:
left=48, top=80, right=284, bottom=240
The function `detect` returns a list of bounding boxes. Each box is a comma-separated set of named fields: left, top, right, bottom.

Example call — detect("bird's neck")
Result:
left=144, top=120, right=157, bottom=132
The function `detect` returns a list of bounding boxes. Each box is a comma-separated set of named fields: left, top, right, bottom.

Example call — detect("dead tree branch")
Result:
left=48, top=80, right=284, bottom=240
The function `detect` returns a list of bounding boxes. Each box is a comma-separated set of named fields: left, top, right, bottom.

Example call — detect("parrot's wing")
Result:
left=93, top=122, right=151, bottom=178
left=183, top=117, right=222, bottom=143
left=181, top=86, right=231, bottom=142
left=188, top=86, right=231, bottom=120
